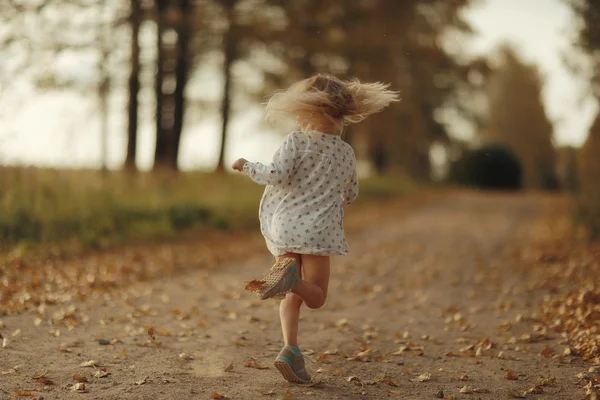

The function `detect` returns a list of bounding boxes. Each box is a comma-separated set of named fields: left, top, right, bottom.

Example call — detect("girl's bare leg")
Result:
left=279, top=254, right=330, bottom=347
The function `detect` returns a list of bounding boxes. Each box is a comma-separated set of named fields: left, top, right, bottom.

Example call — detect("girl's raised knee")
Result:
left=306, top=294, right=326, bottom=309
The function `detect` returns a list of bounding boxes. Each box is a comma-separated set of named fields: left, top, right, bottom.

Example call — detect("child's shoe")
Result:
left=247, top=258, right=299, bottom=300
left=274, top=345, right=311, bottom=383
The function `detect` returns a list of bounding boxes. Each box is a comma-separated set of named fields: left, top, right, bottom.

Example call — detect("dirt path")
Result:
left=0, top=192, right=590, bottom=400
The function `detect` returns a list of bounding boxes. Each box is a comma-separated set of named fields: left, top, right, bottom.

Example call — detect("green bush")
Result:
left=448, top=144, right=522, bottom=190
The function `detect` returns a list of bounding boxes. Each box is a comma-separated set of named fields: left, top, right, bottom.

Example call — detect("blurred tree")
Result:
left=153, top=0, right=193, bottom=171
left=556, top=146, right=579, bottom=192
left=483, top=46, right=558, bottom=190
left=215, top=0, right=237, bottom=174
left=578, top=113, right=600, bottom=235
left=125, top=0, right=141, bottom=171
left=565, top=0, right=600, bottom=99
left=1, top=0, right=132, bottom=169
left=252, top=0, right=482, bottom=179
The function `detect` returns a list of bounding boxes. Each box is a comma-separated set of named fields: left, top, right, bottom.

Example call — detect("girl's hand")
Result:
left=232, top=158, right=248, bottom=172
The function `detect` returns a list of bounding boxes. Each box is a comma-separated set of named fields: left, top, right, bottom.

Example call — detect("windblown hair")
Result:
left=264, top=74, right=400, bottom=128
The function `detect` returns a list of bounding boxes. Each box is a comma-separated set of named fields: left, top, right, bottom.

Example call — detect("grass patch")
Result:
left=0, top=167, right=415, bottom=251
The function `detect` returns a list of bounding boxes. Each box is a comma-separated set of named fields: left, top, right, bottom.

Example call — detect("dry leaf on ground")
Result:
left=224, top=362, right=234, bottom=372
left=71, top=383, right=88, bottom=393
left=506, top=368, right=519, bottom=380
left=413, top=372, right=431, bottom=382
left=374, top=375, right=398, bottom=386
left=526, top=385, right=544, bottom=394
left=79, top=360, right=98, bottom=368
left=540, top=346, right=554, bottom=358
left=93, top=368, right=111, bottom=378
left=459, top=385, right=473, bottom=394
left=537, top=376, right=556, bottom=386
left=31, top=370, right=48, bottom=379
left=36, top=377, right=54, bottom=385
left=211, top=392, right=228, bottom=399
left=135, top=376, right=150, bottom=385
left=14, top=391, right=34, bottom=397
left=508, top=389, right=527, bottom=398
left=73, top=372, right=88, bottom=383
left=147, top=327, right=156, bottom=342
left=244, top=359, right=269, bottom=369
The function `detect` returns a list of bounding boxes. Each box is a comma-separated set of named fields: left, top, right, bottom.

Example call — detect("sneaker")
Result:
left=257, top=258, right=299, bottom=300
left=274, top=345, right=311, bottom=383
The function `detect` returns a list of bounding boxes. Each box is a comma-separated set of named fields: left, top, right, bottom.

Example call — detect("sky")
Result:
left=0, top=0, right=597, bottom=171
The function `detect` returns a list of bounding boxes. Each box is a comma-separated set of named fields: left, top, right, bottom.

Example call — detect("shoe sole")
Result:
left=274, top=360, right=310, bottom=384
left=259, top=261, right=297, bottom=300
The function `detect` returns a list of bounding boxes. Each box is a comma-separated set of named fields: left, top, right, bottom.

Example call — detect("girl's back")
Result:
left=258, top=130, right=358, bottom=257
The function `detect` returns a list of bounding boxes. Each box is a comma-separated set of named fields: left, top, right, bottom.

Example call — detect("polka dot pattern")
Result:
left=243, top=130, right=359, bottom=256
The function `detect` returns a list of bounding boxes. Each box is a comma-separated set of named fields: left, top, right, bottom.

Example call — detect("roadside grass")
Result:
left=0, top=167, right=416, bottom=252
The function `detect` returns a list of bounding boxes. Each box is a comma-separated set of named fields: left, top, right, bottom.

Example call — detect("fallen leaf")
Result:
left=459, top=385, right=473, bottom=394
left=1, top=368, right=17, bottom=375
left=71, top=383, right=88, bottom=393
left=261, top=389, right=276, bottom=396
left=333, top=369, right=343, bottom=376
left=336, top=318, right=349, bottom=327
left=536, top=376, right=556, bottom=386
left=11, top=329, right=21, bottom=337
left=113, top=349, right=127, bottom=359
left=135, top=376, right=150, bottom=385
left=506, top=368, right=519, bottom=380
left=93, top=368, right=111, bottom=378
left=73, top=372, right=89, bottom=383
left=158, top=329, right=171, bottom=337
left=473, top=388, right=491, bottom=393
left=417, top=372, right=431, bottom=382
left=31, top=370, right=48, bottom=379
left=459, top=375, right=469, bottom=381
left=148, top=327, right=156, bottom=342
left=374, top=375, right=398, bottom=386
left=36, top=377, right=54, bottom=385
left=540, top=346, right=553, bottom=358
left=318, top=353, right=331, bottom=363
left=79, top=360, right=99, bottom=368
left=211, top=392, right=228, bottom=399
left=2, top=337, right=7, bottom=348
left=224, top=362, right=234, bottom=372
left=346, top=376, right=361, bottom=383
left=526, top=385, right=544, bottom=394
left=244, top=359, right=269, bottom=369
left=14, top=391, right=33, bottom=397
left=178, top=353, right=194, bottom=361
left=508, top=389, right=526, bottom=398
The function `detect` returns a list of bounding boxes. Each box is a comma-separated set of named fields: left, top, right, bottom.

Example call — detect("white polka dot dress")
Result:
left=243, top=130, right=359, bottom=257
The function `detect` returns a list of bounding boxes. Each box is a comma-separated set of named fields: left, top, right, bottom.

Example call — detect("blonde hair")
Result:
left=265, top=74, right=400, bottom=129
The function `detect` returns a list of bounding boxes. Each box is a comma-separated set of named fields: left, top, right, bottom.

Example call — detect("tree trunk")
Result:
left=153, top=0, right=167, bottom=170
left=169, top=0, right=191, bottom=171
left=125, top=0, right=140, bottom=171
left=216, top=4, right=235, bottom=173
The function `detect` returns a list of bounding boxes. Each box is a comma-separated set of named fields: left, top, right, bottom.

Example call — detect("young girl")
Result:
left=232, top=74, right=399, bottom=384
